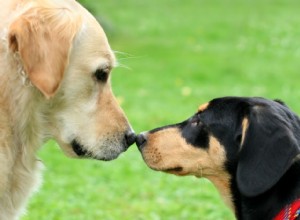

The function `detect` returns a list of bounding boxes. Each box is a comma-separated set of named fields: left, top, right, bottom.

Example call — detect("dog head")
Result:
left=136, top=97, right=300, bottom=201
left=7, top=0, right=135, bottom=160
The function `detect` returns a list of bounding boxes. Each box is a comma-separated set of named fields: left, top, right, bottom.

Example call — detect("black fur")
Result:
left=179, top=115, right=210, bottom=149
left=149, top=97, right=300, bottom=219
left=202, top=97, right=300, bottom=219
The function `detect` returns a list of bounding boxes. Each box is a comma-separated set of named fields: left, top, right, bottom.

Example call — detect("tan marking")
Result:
left=209, top=174, right=233, bottom=212
left=207, top=137, right=234, bottom=212
left=198, top=102, right=209, bottom=112
left=241, top=118, right=249, bottom=146
left=207, top=137, right=227, bottom=170
left=141, top=130, right=234, bottom=212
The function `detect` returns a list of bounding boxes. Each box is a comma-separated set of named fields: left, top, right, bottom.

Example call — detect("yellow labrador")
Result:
left=0, top=0, right=135, bottom=219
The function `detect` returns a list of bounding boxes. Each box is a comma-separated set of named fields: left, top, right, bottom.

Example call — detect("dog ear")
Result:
left=237, top=106, right=299, bottom=197
left=8, top=7, right=80, bottom=98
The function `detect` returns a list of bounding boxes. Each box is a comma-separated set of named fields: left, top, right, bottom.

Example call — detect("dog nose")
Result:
left=136, top=133, right=147, bottom=150
left=125, top=131, right=136, bottom=148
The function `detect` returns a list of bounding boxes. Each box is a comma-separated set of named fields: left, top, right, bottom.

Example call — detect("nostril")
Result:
left=125, top=131, right=136, bottom=148
left=136, top=134, right=147, bottom=149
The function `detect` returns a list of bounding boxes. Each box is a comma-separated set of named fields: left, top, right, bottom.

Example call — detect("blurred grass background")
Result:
left=23, top=0, right=300, bottom=219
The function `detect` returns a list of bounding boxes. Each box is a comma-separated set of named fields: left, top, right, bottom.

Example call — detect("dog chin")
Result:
left=70, top=139, right=124, bottom=161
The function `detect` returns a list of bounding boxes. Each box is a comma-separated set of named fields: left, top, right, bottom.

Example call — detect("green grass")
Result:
left=23, top=0, right=300, bottom=219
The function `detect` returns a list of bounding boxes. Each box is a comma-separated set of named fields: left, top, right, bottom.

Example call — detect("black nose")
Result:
left=125, top=131, right=136, bottom=148
left=136, top=133, right=147, bottom=150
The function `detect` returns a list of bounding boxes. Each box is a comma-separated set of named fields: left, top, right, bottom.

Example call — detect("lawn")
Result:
left=23, top=0, right=300, bottom=219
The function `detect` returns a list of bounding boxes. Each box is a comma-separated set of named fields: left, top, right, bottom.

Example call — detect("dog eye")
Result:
left=95, top=69, right=109, bottom=82
left=190, top=113, right=203, bottom=127
left=191, top=121, right=200, bottom=127
left=191, top=119, right=202, bottom=127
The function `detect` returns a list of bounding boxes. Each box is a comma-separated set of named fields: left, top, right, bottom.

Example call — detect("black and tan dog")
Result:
left=136, top=97, right=300, bottom=220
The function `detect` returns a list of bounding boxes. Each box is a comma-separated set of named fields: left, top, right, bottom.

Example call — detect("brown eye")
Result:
left=191, top=114, right=203, bottom=127
left=191, top=120, right=201, bottom=127
left=191, top=118, right=202, bottom=127
left=95, top=69, right=109, bottom=82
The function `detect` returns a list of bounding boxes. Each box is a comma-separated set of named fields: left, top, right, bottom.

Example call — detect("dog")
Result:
left=136, top=97, right=300, bottom=220
left=0, top=0, right=136, bottom=219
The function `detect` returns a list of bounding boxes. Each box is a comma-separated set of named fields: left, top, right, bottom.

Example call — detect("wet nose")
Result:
left=136, top=133, right=147, bottom=150
left=125, top=131, right=136, bottom=148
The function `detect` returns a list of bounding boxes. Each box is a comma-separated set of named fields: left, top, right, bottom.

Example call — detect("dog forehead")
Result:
left=76, top=23, right=114, bottom=57
left=69, top=19, right=116, bottom=74
left=199, top=97, right=261, bottom=119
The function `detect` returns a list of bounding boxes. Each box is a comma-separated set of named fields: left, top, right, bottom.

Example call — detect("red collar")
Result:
left=274, top=199, right=300, bottom=220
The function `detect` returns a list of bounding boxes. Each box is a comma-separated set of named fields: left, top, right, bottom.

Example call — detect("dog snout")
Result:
left=125, top=131, right=136, bottom=148
left=136, top=133, right=148, bottom=150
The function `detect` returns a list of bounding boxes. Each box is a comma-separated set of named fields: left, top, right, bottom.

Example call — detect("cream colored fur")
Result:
left=0, top=0, right=132, bottom=219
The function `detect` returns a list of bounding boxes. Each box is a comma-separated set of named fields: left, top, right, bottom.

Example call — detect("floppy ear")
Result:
left=8, top=7, right=80, bottom=98
left=237, top=107, right=299, bottom=197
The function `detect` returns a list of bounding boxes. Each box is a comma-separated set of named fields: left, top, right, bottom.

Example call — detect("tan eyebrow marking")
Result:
left=198, top=102, right=209, bottom=113
left=241, top=118, right=249, bottom=146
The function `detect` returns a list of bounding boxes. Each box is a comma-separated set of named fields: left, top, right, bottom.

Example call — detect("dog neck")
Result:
left=0, top=48, right=48, bottom=162
left=0, top=41, right=45, bottom=218
left=274, top=199, right=300, bottom=220
left=231, top=160, right=300, bottom=220
left=207, top=173, right=235, bottom=213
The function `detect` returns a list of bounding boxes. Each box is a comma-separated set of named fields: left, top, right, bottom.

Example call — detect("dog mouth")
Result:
left=160, top=166, right=187, bottom=176
left=71, top=139, right=113, bottom=160
left=70, top=139, right=123, bottom=161
left=71, top=140, right=88, bottom=157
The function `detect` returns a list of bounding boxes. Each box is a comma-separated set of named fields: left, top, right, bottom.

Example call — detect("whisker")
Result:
left=113, top=50, right=147, bottom=70
left=114, top=62, right=132, bottom=70
left=113, top=50, right=146, bottom=60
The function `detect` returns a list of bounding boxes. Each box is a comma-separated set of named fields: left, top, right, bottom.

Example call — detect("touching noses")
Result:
left=125, top=131, right=136, bottom=148
left=135, top=132, right=148, bottom=151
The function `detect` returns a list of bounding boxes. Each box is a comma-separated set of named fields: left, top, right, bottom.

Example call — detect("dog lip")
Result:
left=70, top=140, right=124, bottom=161
left=71, top=140, right=88, bottom=157
left=160, top=167, right=188, bottom=176
left=163, top=167, right=183, bottom=172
